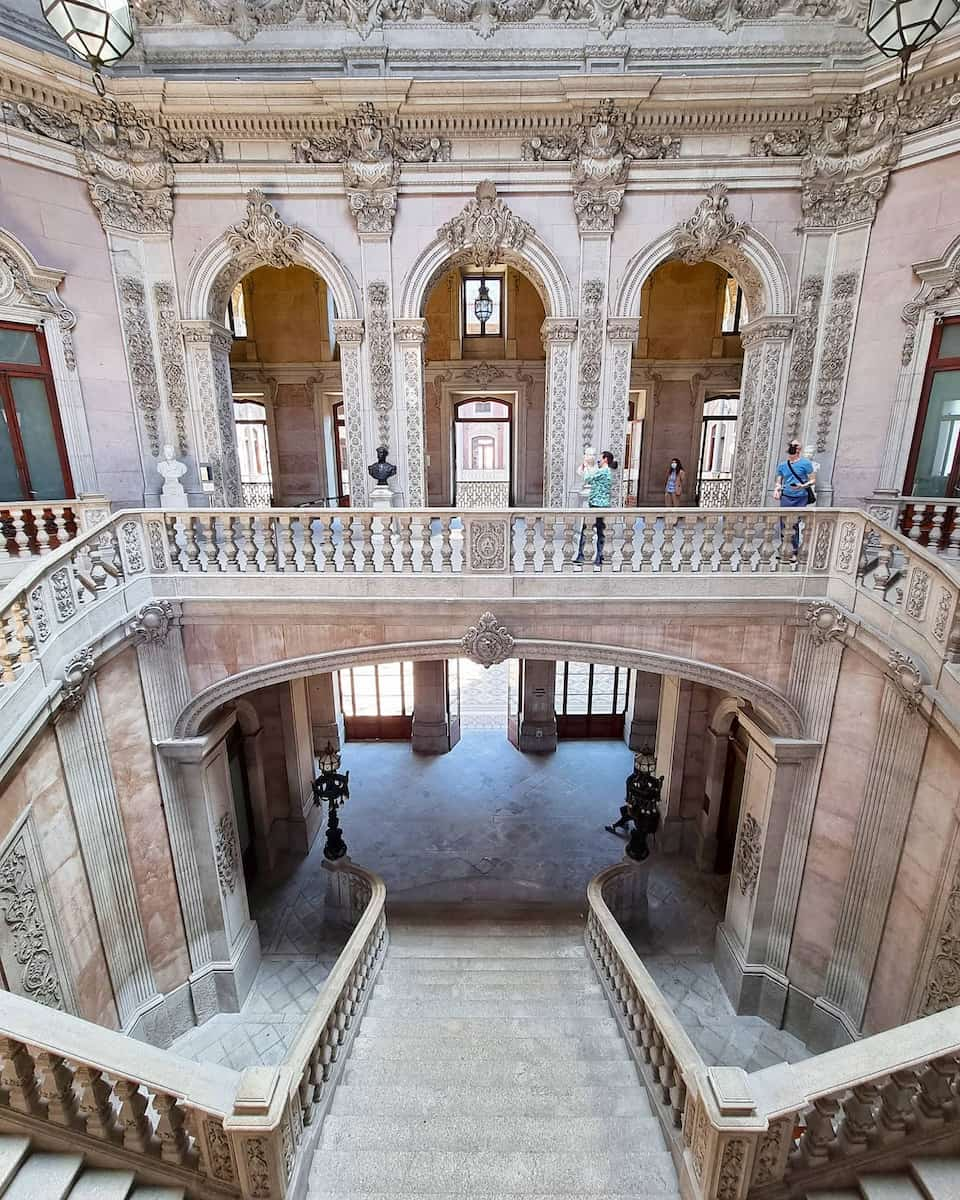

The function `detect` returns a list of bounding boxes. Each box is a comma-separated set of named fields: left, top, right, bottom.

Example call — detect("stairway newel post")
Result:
left=225, top=1067, right=296, bottom=1199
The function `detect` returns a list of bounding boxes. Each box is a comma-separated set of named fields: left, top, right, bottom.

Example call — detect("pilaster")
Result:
left=811, top=654, right=929, bottom=1048
left=394, top=318, right=429, bottom=508
left=731, top=317, right=794, bottom=507
left=541, top=317, right=579, bottom=508
left=603, top=318, right=640, bottom=504
left=518, top=659, right=557, bottom=754
left=333, top=318, right=370, bottom=507
left=180, top=319, right=243, bottom=506
left=55, top=679, right=159, bottom=1028
left=411, top=660, right=460, bottom=754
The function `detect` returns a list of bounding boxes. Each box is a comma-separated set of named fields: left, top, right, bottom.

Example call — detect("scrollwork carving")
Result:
left=367, top=282, right=394, bottom=446
left=460, top=611, right=514, bottom=667
left=118, top=277, right=162, bottom=457
left=127, top=599, right=176, bottom=645
left=153, top=282, right=190, bottom=456
left=438, top=180, right=533, bottom=272
left=578, top=279, right=604, bottom=445
left=228, top=189, right=304, bottom=269
left=214, top=811, right=240, bottom=895
left=0, top=833, right=66, bottom=1010
left=784, top=274, right=823, bottom=441
left=672, top=183, right=747, bottom=265
left=806, top=601, right=849, bottom=644
left=735, top=814, right=762, bottom=898
left=60, top=646, right=96, bottom=713
left=886, top=649, right=924, bottom=711
left=814, top=271, right=859, bottom=452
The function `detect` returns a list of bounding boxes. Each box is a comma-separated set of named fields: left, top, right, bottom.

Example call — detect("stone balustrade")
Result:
left=0, top=497, right=110, bottom=580
left=868, top=497, right=960, bottom=560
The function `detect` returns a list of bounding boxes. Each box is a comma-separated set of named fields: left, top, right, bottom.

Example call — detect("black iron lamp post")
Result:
left=474, top=276, right=494, bottom=334
left=312, top=741, right=350, bottom=861
left=623, top=746, right=663, bottom=863
left=41, top=0, right=135, bottom=93
left=866, top=0, right=959, bottom=82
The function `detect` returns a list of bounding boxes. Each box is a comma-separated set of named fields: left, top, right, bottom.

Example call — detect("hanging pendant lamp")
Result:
left=866, top=0, right=959, bottom=82
left=41, top=0, right=134, bottom=93
left=474, top=276, right=494, bottom=331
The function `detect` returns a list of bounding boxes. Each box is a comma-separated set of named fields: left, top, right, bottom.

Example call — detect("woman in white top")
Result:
left=664, top=458, right=686, bottom=507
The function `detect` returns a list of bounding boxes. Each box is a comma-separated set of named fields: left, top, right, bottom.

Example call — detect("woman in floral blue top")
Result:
left=575, top=450, right=618, bottom=570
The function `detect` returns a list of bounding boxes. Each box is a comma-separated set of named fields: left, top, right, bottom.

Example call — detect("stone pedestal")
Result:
left=518, top=659, right=558, bottom=753
left=411, top=660, right=460, bottom=754
left=370, top=484, right=394, bottom=510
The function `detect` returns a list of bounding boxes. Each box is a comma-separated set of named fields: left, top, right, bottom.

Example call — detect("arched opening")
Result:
left=422, top=262, right=547, bottom=506
left=628, top=259, right=745, bottom=507
left=224, top=264, right=348, bottom=508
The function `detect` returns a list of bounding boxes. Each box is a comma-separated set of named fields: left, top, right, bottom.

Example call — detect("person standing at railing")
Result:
left=575, top=450, right=617, bottom=571
left=773, top=440, right=817, bottom=562
left=664, top=458, right=686, bottom=507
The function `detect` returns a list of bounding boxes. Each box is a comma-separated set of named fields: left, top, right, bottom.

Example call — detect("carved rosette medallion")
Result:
left=214, top=811, right=240, bottom=895
left=806, top=602, right=849, bottom=645
left=59, top=647, right=96, bottom=713
left=460, top=612, right=514, bottom=668
left=735, top=813, right=762, bottom=898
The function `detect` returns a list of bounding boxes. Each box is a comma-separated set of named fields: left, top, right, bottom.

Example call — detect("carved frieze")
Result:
left=523, top=99, right=679, bottom=233
left=460, top=611, right=514, bottom=667
left=672, top=184, right=747, bottom=265
left=578, top=279, right=604, bottom=445
left=783, top=274, right=823, bottom=442
left=814, top=271, right=859, bottom=452
left=1, top=95, right=220, bottom=233
left=367, top=281, right=394, bottom=446
left=228, top=189, right=304, bottom=269
left=439, top=181, right=534, bottom=272
left=0, top=826, right=68, bottom=1010
left=118, top=277, right=163, bottom=457
left=295, top=102, right=449, bottom=234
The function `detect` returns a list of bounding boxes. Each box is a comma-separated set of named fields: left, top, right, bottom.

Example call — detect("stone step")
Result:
left=304, top=1195, right=674, bottom=1200
left=805, top=1191, right=860, bottom=1200
left=910, top=1159, right=960, bottom=1200
left=359, top=1016, right=622, bottom=1040
left=68, top=1169, right=136, bottom=1198
left=3, top=1152, right=82, bottom=1200
left=364, top=997, right=612, bottom=1020
left=0, top=1137, right=30, bottom=1192
left=307, top=1150, right=679, bottom=1195
left=387, top=922, right=588, bottom=938
left=371, top=981, right=603, bottom=1001
left=128, top=1189, right=187, bottom=1199
left=860, top=1175, right=925, bottom=1200
left=319, top=1115, right=664, bottom=1153
left=330, top=1083, right=654, bottom=1118
left=379, top=958, right=590, bottom=975
left=386, top=939, right=587, bottom=959
left=342, top=1055, right=637, bottom=1089
left=349, top=1035, right=629, bottom=1063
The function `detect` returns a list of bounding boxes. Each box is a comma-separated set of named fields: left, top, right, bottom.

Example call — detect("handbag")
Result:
left=787, top=459, right=817, bottom=505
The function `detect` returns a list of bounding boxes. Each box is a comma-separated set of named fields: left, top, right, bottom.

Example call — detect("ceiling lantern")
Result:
left=41, top=0, right=135, bottom=92
left=474, top=276, right=494, bottom=331
left=866, top=0, right=959, bottom=82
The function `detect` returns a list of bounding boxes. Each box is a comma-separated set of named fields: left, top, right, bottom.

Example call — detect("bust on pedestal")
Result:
left=157, top=444, right=188, bottom=509
left=367, top=446, right=397, bottom=510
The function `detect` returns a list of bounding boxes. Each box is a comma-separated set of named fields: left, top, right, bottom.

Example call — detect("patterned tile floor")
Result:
left=169, top=733, right=808, bottom=1072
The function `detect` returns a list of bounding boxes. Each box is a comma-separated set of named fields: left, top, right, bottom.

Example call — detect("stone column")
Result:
left=333, top=318, right=370, bottom=507
left=625, top=671, right=660, bottom=752
left=655, top=675, right=691, bottom=852
left=181, top=320, right=243, bottom=506
left=394, top=319, right=429, bottom=508
left=541, top=317, right=579, bottom=508
left=714, top=715, right=820, bottom=1021
left=602, top=319, right=640, bottom=506
left=730, top=318, right=794, bottom=507
left=281, top=678, right=323, bottom=853
left=411, top=660, right=460, bottom=754
left=55, top=676, right=160, bottom=1028
left=158, top=714, right=261, bottom=1017
left=779, top=228, right=870, bottom=505
left=518, top=659, right=557, bottom=753
left=810, top=655, right=929, bottom=1049
left=307, top=673, right=342, bottom=757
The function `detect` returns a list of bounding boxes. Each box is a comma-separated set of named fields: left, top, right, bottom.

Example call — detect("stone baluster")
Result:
left=758, top=514, right=778, bottom=572
left=0, top=1037, right=42, bottom=1115
left=380, top=516, right=396, bottom=574
left=878, top=1069, right=918, bottom=1139
left=439, top=518, right=454, bottom=572
left=5, top=596, right=35, bottom=672
left=699, top=513, right=717, bottom=572
left=778, top=513, right=796, bottom=565
left=873, top=534, right=895, bottom=591
left=619, top=514, right=636, bottom=574
left=915, top=1057, right=960, bottom=1125
left=793, top=1095, right=841, bottom=1168
left=164, top=515, right=182, bottom=571
left=945, top=509, right=960, bottom=560
left=317, top=514, right=336, bottom=573
left=182, top=516, right=201, bottom=572
left=560, top=514, right=576, bottom=570
left=278, top=515, right=297, bottom=572
left=301, top=514, right=318, bottom=573
left=36, top=1051, right=80, bottom=1129
left=221, top=515, right=241, bottom=572
left=836, top=1081, right=881, bottom=1156
left=236, top=514, right=257, bottom=571
left=75, top=1064, right=120, bottom=1142
left=51, top=506, right=69, bottom=550
left=359, top=515, right=376, bottom=573
left=718, top=515, right=737, bottom=572
left=11, top=510, right=29, bottom=559
left=342, top=515, right=358, bottom=573
left=398, top=515, right=414, bottom=573
left=154, top=1091, right=195, bottom=1166
left=34, top=509, right=51, bottom=556
left=677, top=514, right=695, bottom=572
left=416, top=515, right=433, bottom=572
left=261, top=515, right=280, bottom=573
left=522, top=516, right=537, bottom=573
left=115, top=1079, right=156, bottom=1155
left=661, top=514, right=677, bottom=573
left=639, top=517, right=656, bottom=572
left=200, top=514, right=220, bottom=572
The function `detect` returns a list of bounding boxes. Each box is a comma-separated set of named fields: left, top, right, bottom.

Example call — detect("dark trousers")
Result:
left=576, top=513, right=606, bottom=563
left=779, top=494, right=808, bottom=551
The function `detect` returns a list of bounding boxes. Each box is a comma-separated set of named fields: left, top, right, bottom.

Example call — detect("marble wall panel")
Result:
left=0, top=729, right=116, bottom=1027
left=97, top=651, right=191, bottom=995
left=247, top=683, right=294, bottom=837
left=787, top=651, right=884, bottom=998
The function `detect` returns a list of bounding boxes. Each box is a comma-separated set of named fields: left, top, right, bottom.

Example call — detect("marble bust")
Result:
left=157, top=443, right=188, bottom=508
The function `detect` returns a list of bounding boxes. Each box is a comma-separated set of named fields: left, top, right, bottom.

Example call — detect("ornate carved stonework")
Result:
left=118, top=277, right=163, bottom=457
left=128, top=599, right=176, bottom=645
left=1, top=96, right=220, bottom=233
left=460, top=611, right=514, bottom=668
left=717, top=1138, right=748, bottom=1200
left=468, top=521, right=509, bottom=570
left=784, top=274, right=823, bottom=441
left=902, top=260, right=960, bottom=366
left=735, top=813, right=762, bottom=898
left=228, top=189, right=304, bottom=269
left=439, top=181, right=534, bottom=272
left=672, top=184, right=747, bottom=265
left=886, top=649, right=924, bottom=711
left=578, top=279, right=604, bottom=445
left=295, top=102, right=449, bottom=233
left=60, top=646, right=96, bottom=713
left=0, top=830, right=67, bottom=1010
left=523, top=99, right=679, bottom=233
left=806, top=602, right=849, bottom=645
left=920, top=853, right=960, bottom=1016
left=214, top=811, right=240, bottom=895
left=814, top=271, right=859, bottom=452
left=153, top=282, right=190, bottom=456
left=0, top=245, right=77, bottom=371
left=367, top=282, right=394, bottom=446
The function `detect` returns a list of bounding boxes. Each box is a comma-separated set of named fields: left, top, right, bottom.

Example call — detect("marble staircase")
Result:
left=0, top=1135, right=185, bottom=1199
left=808, top=1159, right=960, bottom=1199
left=307, top=909, right=681, bottom=1199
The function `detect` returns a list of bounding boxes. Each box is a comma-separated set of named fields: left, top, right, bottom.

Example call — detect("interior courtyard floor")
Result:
left=169, top=732, right=809, bottom=1074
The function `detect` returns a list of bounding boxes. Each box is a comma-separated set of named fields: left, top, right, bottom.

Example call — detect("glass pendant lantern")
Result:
left=41, top=0, right=135, bottom=92
left=474, top=276, right=494, bottom=332
left=866, top=0, right=959, bottom=82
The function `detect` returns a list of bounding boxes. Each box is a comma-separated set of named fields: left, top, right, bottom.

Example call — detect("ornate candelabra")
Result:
left=311, top=741, right=350, bottom=861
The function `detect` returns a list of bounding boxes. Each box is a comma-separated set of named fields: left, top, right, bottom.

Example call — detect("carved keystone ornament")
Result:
left=806, top=602, right=850, bottom=646
left=127, top=599, right=176, bottom=645
left=460, top=612, right=514, bottom=668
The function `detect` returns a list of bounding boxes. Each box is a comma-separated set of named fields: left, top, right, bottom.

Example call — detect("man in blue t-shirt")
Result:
left=773, top=441, right=816, bottom=558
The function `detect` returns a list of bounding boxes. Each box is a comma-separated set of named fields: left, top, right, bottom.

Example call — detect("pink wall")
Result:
left=836, top=152, right=960, bottom=504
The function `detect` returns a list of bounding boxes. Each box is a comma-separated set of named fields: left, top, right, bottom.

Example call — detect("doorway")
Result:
left=453, top=397, right=512, bottom=507
left=555, top=662, right=631, bottom=740
left=715, top=718, right=748, bottom=873
left=697, top=394, right=738, bottom=509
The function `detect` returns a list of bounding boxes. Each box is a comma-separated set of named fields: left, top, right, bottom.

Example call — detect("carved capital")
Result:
left=806, top=602, right=849, bottom=646
left=334, top=318, right=365, bottom=345
left=606, top=318, right=639, bottom=342
left=740, top=315, right=794, bottom=348
left=541, top=317, right=578, bottom=349
left=460, top=612, right=514, bottom=669
left=127, top=599, right=176, bottom=646
left=394, top=318, right=428, bottom=344
left=180, top=320, right=234, bottom=355
left=573, top=187, right=624, bottom=235
left=59, top=647, right=96, bottom=713
left=348, top=187, right=398, bottom=235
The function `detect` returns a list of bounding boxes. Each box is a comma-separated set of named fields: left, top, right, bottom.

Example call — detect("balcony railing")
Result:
left=0, top=497, right=110, bottom=577
left=868, top=496, right=960, bottom=559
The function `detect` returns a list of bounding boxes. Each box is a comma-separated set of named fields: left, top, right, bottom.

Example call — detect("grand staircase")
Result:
left=308, top=908, right=681, bottom=1200
left=0, top=1135, right=183, bottom=1199
left=809, top=1160, right=960, bottom=1199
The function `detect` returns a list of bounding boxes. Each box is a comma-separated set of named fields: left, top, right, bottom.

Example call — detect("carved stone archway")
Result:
left=181, top=191, right=366, bottom=505
left=613, top=193, right=795, bottom=507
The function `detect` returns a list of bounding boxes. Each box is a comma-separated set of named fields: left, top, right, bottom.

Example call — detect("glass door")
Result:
left=453, top=398, right=512, bottom=507
left=905, top=317, right=960, bottom=498
left=697, top=394, right=738, bottom=508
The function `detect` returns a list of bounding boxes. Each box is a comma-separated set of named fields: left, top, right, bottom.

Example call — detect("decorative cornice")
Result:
left=901, top=239, right=960, bottom=365
left=0, top=239, right=77, bottom=371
